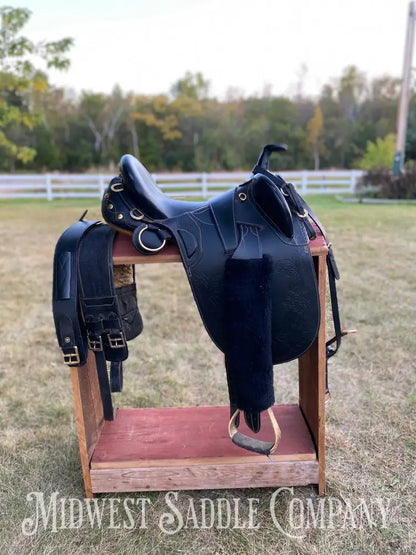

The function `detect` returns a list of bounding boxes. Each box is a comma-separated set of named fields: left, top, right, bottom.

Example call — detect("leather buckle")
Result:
left=107, top=332, right=126, bottom=349
left=61, top=346, right=80, bottom=366
left=87, top=334, right=103, bottom=352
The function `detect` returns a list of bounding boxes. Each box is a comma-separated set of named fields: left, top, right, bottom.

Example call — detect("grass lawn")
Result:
left=0, top=195, right=415, bottom=554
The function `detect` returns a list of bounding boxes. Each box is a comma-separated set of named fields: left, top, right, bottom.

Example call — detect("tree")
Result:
left=0, top=6, right=73, bottom=169
left=306, top=106, right=324, bottom=170
left=357, top=133, right=396, bottom=170
left=80, top=86, right=128, bottom=165
left=170, top=71, right=210, bottom=100
left=338, top=65, right=367, bottom=123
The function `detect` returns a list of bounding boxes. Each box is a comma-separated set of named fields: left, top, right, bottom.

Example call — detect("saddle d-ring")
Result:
left=228, top=407, right=281, bottom=456
left=137, top=225, right=166, bottom=253
left=110, top=181, right=124, bottom=192
left=130, top=208, right=144, bottom=220
left=295, top=208, right=309, bottom=218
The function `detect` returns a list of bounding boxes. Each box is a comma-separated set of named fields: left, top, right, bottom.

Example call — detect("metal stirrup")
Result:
left=228, top=407, right=281, bottom=456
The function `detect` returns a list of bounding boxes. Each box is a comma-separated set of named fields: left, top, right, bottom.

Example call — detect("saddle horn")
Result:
left=254, top=143, right=287, bottom=172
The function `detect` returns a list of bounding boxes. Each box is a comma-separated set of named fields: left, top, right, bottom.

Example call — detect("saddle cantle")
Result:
left=100, top=144, right=342, bottom=455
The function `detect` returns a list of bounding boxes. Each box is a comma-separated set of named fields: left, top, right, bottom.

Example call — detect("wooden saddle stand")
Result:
left=70, top=231, right=330, bottom=498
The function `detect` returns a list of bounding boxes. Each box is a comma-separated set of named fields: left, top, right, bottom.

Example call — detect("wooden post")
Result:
left=201, top=172, right=208, bottom=199
left=70, top=352, right=104, bottom=498
left=46, top=175, right=52, bottom=201
left=298, top=255, right=327, bottom=495
left=394, top=1, right=416, bottom=174
left=301, top=170, right=308, bottom=194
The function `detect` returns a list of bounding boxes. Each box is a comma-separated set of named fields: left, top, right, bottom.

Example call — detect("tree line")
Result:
left=1, top=7, right=413, bottom=174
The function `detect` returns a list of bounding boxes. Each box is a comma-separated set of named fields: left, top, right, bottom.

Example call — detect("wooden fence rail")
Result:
left=0, top=170, right=363, bottom=200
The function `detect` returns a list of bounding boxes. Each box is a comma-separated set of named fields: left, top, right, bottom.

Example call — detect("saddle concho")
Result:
left=98, top=144, right=345, bottom=455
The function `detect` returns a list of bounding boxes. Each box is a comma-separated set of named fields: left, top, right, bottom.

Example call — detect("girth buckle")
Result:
left=87, top=334, right=103, bottom=352
left=107, top=332, right=126, bottom=349
left=61, top=346, right=80, bottom=366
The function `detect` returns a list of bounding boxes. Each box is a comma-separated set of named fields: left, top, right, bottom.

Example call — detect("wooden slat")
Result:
left=91, top=405, right=316, bottom=470
left=112, top=229, right=328, bottom=265
left=91, top=460, right=319, bottom=493
left=113, top=233, right=182, bottom=265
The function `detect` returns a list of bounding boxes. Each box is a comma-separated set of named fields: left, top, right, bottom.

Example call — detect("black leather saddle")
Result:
left=101, top=144, right=344, bottom=455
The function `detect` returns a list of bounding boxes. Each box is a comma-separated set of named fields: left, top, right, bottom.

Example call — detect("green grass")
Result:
left=0, top=196, right=415, bottom=554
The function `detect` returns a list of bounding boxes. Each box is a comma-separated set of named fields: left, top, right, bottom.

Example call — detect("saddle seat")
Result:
left=120, top=155, right=208, bottom=219
left=108, top=154, right=295, bottom=244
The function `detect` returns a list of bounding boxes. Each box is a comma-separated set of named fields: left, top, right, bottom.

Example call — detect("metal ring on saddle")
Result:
left=137, top=225, right=166, bottom=253
left=130, top=208, right=144, bottom=221
left=110, top=181, right=124, bottom=192
left=228, top=407, right=281, bottom=455
left=295, top=208, right=309, bottom=218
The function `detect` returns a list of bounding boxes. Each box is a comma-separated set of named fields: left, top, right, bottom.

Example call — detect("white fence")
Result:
left=0, top=170, right=363, bottom=200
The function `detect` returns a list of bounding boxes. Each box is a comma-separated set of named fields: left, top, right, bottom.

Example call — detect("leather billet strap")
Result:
left=95, top=350, right=115, bottom=420
left=228, top=408, right=281, bottom=455
left=78, top=224, right=128, bottom=363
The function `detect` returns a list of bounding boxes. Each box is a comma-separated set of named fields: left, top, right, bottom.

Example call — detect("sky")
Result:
left=20, top=0, right=414, bottom=99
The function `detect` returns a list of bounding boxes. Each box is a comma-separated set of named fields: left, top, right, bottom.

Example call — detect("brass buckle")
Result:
left=87, top=334, right=103, bottom=352
left=61, top=346, right=80, bottom=366
left=107, top=332, right=126, bottom=349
